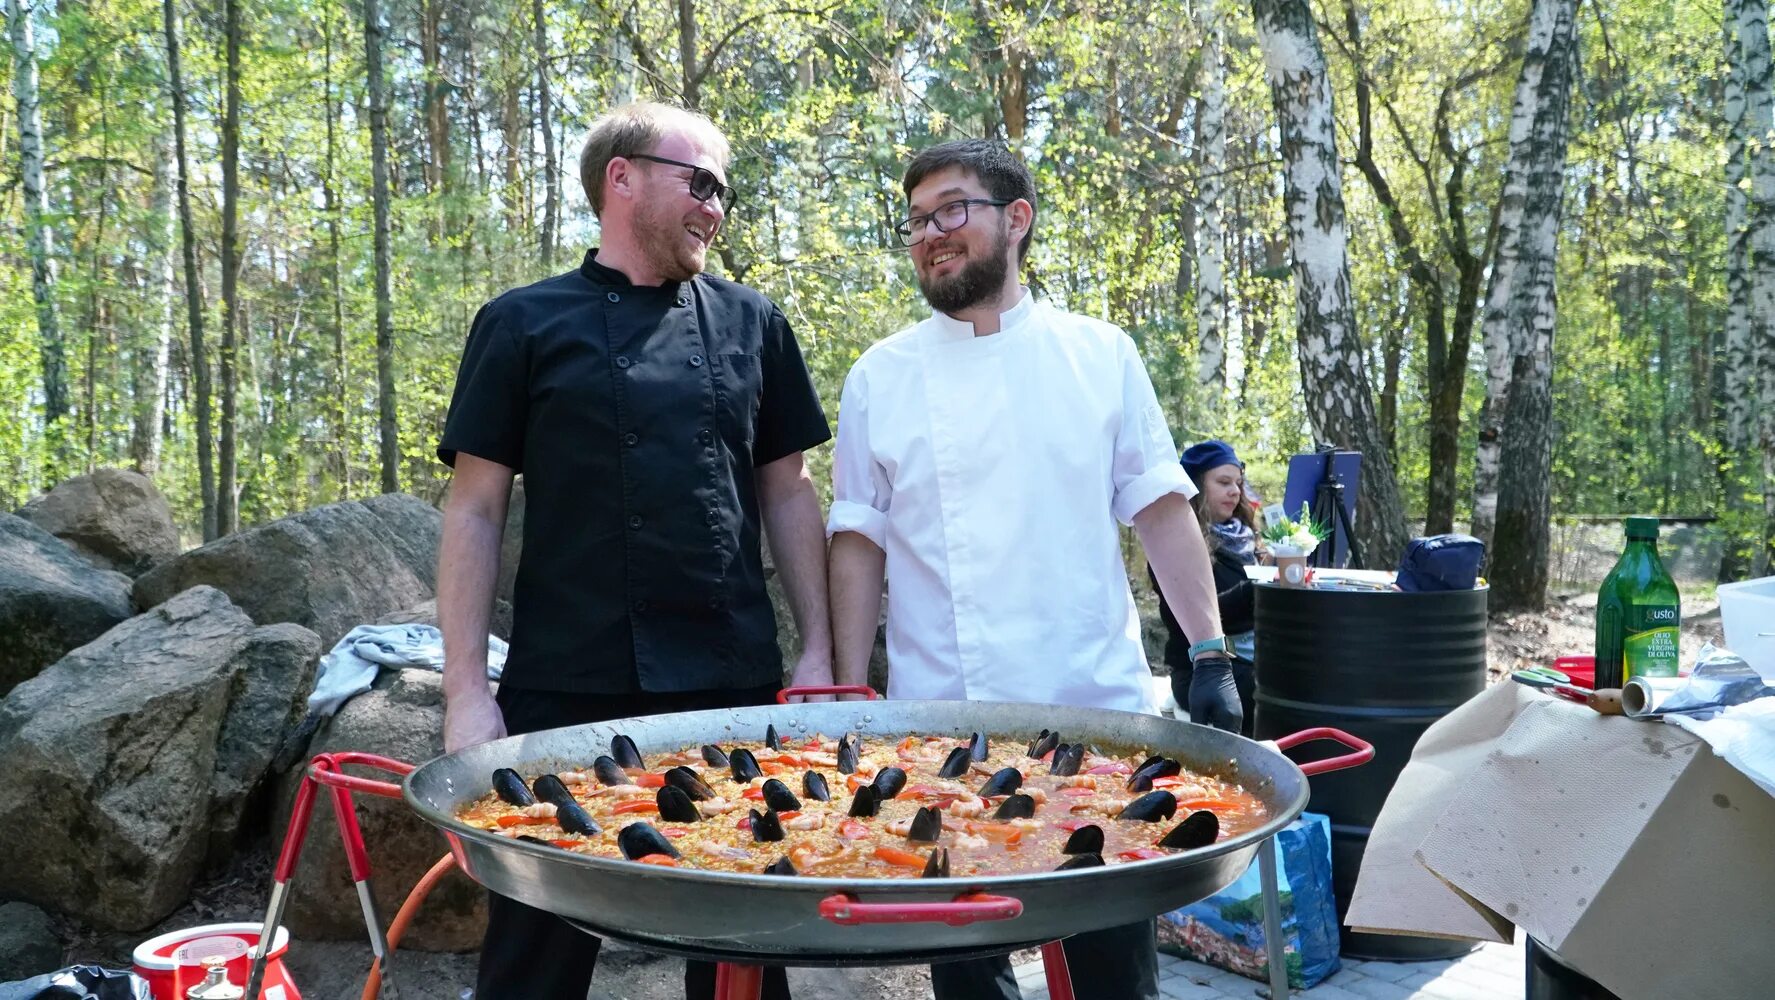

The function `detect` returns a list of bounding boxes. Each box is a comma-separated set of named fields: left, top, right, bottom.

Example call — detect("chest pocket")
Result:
left=715, top=352, right=762, bottom=449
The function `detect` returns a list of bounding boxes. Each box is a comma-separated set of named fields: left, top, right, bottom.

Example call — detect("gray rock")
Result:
left=497, top=477, right=525, bottom=605
left=208, top=622, right=322, bottom=857
left=16, top=468, right=182, bottom=577
left=133, top=497, right=438, bottom=649
left=376, top=597, right=513, bottom=642
left=0, top=587, right=250, bottom=930
left=0, top=901, right=61, bottom=981
left=358, top=492, right=443, bottom=590
left=277, top=668, right=484, bottom=951
left=0, top=514, right=133, bottom=697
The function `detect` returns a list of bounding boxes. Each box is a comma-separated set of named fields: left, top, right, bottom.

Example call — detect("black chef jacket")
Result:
left=437, top=250, right=831, bottom=694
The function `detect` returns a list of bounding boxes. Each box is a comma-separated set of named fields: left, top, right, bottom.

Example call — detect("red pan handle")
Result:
left=818, top=892, right=1023, bottom=927
left=1269, top=727, right=1375, bottom=776
left=776, top=685, right=881, bottom=703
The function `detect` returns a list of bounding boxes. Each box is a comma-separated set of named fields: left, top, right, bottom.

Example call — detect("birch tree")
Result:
left=1195, top=2, right=1228, bottom=393
left=1723, top=0, right=1761, bottom=577
left=219, top=0, right=242, bottom=533
left=1252, top=0, right=1410, bottom=565
left=131, top=128, right=176, bottom=476
left=1478, top=0, right=1578, bottom=609
left=8, top=0, right=68, bottom=432
left=163, top=0, right=216, bottom=539
left=1738, top=0, right=1775, bottom=570
left=533, top=0, right=558, bottom=262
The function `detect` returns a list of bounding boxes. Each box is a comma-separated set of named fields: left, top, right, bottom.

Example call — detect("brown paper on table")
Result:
left=1417, top=695, right=1775, bottom=1000
left=1344, top=680, right=1525, bottom=944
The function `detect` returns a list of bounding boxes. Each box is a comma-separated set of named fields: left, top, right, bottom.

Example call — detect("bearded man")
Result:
left=824, top=139, right=1232, bottom=1000
left=437, top=100, right=832, bottom=999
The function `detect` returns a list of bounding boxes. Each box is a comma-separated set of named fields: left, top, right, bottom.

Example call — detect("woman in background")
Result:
left=1154, top=440, right=1264, bottom=735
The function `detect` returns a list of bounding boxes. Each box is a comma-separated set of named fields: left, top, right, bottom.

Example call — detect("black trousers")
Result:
left=475, top=684, right=792, bottom=1000
left=929, top=919, right=1159, bottom=1000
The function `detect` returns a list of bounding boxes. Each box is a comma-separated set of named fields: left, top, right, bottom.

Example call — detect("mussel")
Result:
left=750, top=808, right=785, bottom=842
left=968, top=731, right=989, bottom=762
left=978, top=767, right=1023, bottom=797
left=848, top=784, right=881, bottom=817
left=1048, top=744, right=1086, bottom=777
left=700, top=744, right=730, bottom=768
left=729, top=748, right=763, bottom=783
left=761, top=778, right=801, bottom=813
left=937, top=746, right=973, bottom=779
left=993, top=793, right=1036, bottom=821
left=531, top=773, right=575, bottom=808
left=515, top=834, right=549, bottom=846
left=617, top=822, right=679, bottom=860
left=665, top=766, right=716, bottom=801
left=592, top=755, right=628, bottom=788
left=871, top=766, right=908, bottom=800
left=610, top=734, right=644, bottom=769
left=656, top=785, right=702, bottom=823
left=1026, top=730, right=1060, bottom=759
left=1117, top=789, right=1179, bottom=823
left=530, top=774, right=602, bottom=835
left=1158, top=810, right=1220, bottom=850
left=492, top=768, right=535, bottom=807
left=836, top=734, right=860, bottom=774
left=763, top=856, right=798, bottom=876
left=765, top=723, right=782, bottom=750
left=907, top=805, right=944, bottom=843
left=922, top=847, right=951, bottom=879
left=802, top=770, right=832, bottom=802
left=1055, top=853, right=1105, bottom=871
left=1127, top=756, right=1180, bottom=791
left=1062, top=824, right=1104, bottom=855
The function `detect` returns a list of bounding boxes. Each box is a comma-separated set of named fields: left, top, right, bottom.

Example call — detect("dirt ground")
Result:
left=47, top=597, right=1728, bottom=1000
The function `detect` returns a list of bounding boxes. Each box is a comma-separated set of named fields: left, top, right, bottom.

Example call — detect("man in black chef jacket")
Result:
left=436, top=100, right=832, bottom=1000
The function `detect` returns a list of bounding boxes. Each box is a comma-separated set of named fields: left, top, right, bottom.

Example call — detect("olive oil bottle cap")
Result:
left=1625, top=516, right=1660, bottom=541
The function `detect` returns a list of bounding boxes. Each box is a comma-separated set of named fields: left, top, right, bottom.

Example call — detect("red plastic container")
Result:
left=132, top=922, right=299, bottom=1000
left=1553, top=655, right=1596, bottom=689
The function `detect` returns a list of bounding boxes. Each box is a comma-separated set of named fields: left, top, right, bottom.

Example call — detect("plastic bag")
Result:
left=0, top=966, right=150, bottom=1000
left=1395, top=534, right=1485, bottom=592
left=1156, top=812, right=1341, bottom=989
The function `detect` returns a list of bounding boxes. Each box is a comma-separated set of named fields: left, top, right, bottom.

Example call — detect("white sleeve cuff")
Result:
left=1113, top=464, right=1195, bottom=526
left=827, top=499, right=889, bottom=549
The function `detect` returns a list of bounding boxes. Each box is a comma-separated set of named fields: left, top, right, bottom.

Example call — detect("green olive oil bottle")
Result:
left=1593, top=516, right=1681, bottom=689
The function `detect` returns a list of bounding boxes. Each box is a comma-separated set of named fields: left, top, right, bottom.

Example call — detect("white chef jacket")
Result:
left=826, top=292, right=1195, bottom=713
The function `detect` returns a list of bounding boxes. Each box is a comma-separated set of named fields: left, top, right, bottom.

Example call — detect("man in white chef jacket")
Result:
left=826, top=139, right=1234, bottom=1000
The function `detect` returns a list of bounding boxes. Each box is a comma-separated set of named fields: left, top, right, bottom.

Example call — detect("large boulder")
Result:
left=208, top=622, right=322, bottom=857
left=133, top=496, right=439, bottom=649
left=0, top=514, right=133, bottom=697
left=277, top=668, right=484, bottom=951
left=0, top=902, right=60, bottom=981
left=358, top=492, right=444, bottom=590
left=15, top=468, right=181, bottom=577
left=0, top=587, right=319, bottom=930
left=376, top=597, right=513, bottom=642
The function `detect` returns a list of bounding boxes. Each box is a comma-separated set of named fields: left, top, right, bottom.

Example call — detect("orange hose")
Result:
left=362, top=853, right=459, bottom=1000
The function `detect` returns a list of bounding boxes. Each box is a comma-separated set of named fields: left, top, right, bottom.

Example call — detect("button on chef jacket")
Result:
left=826, top=293, right=1194, bottom=713
left=438, top=251, right=830, bottom=694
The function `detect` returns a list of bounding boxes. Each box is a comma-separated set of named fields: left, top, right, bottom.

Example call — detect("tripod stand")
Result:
left=1310, top=460, right=1363, bottom=570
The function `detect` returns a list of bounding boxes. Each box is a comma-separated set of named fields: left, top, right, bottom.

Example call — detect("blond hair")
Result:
left=578, top=102, right=730, bottom=217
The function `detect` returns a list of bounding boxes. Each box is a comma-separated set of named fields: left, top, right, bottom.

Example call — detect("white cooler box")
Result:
left=1720, top=575, right=1775, bottom=679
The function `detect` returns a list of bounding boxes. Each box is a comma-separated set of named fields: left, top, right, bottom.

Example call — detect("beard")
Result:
left=917, top=226, right=1012, bottom=314
left=634, top=199, right=708, bottom=282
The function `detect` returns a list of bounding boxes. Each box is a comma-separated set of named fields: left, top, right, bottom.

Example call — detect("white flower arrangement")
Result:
left=1260, top=504, right=1330, bottom=557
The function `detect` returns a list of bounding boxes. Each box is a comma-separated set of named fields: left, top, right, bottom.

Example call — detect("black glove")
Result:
left=1188, top=655, right=1243, bottom=734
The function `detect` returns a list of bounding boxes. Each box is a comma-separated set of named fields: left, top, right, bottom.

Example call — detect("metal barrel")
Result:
left=1252, top=582, right=1488, bottom=961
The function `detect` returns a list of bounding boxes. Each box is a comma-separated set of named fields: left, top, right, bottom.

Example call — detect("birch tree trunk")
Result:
left=1195, top=6, right=1228, bottom=393
left=218, top=0, right=242, bottom=534
left=132, top=128, right=176, bottom=475
left=365, top=0, right=400, bottom=493
left=323, top=4, right=350, bottom=494
left=1474, top=0, right=1576, bottom=550
left=1722, top=0, right=1758, bottom=579
left=8, top=0, right=69, bottom=431
left=1479, top=0, right=1578, bottom=609
left=163, top=0, right=217, bottom=539
left=1740, top=0, right=1775, bottom=570
left=533, top=0, right=558, bottom=263
left=1252, top=0, right=1410, bottom=566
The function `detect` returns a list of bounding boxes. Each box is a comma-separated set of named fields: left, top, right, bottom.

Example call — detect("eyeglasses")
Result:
left=628, top=153, right=739, bottom=212
left=892, top=198, right=1012, bottom=247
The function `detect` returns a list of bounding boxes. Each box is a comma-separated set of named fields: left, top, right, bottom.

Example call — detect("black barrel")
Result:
left=1526, top=937, right=1622, bottom=1000
left=1252, top=581, right=1487, bottom=961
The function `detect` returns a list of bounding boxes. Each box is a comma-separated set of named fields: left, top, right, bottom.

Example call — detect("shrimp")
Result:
left=947, top=794, right=988, bottom=819
left=1058, top=775, right=1097, bottom=789
left=558, top=770, right=593, bottom=786
left=516, top=802, right=558, bottom=818
left=786, top=813, right=825, bottom=831
left=885, top=817, right=915, bottom=837
left=950, top=832, right=989, bottom=850
left=698, top=797, right=741, bottom=815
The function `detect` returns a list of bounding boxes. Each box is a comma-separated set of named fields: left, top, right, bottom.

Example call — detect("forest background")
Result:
left=4, top=0, right=1773, bottom=612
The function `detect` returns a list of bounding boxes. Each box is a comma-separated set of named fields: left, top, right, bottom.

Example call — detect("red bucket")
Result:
left=132, top=922, right=300, bottom=1000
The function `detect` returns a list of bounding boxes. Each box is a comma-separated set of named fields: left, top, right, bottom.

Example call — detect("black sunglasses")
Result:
left=628, top=153, right=739, bottom=212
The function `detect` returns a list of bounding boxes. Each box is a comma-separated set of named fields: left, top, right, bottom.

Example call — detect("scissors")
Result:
left=1510, top=666, right=1592, bottom=705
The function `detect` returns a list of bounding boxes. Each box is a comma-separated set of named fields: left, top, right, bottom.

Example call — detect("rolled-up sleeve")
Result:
left=825, top=366, right=891, bottom=547
left=1110, top=333, right=1195, bottom=525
